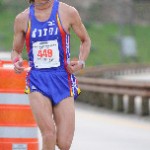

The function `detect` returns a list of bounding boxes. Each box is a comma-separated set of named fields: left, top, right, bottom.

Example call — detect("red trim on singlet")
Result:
left=56, top=14, right=73, bottom=96
left=56, top=14, right=67, bottom=68
left=25, top=20, right=31, bottom=54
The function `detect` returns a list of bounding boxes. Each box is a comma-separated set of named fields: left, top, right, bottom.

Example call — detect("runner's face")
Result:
left=34, top=0, right=49, bottom=2
left=29, top=0, right=50, bottom=3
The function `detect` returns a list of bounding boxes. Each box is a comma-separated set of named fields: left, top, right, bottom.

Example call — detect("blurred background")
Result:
left=0, top=0, right=150, bottom=65
left=0, top=0, right=150, bottom=150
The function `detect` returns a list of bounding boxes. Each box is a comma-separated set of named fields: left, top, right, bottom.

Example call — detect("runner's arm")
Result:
left=11, top=14, right=25, bottom=62
left=11, top=14, right=26, bottom=73
left=66, top=7, right=91, bottom=73
left=71, top=7, right=91, bottom=63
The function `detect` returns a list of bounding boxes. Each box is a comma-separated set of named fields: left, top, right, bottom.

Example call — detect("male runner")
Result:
left=11, top=0, right=91, bottom=149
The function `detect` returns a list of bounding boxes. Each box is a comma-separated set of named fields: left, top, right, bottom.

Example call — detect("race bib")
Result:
left=33, top=40, right=60, bottom=68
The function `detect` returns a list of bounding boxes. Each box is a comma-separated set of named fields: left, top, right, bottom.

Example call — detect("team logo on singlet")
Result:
left=47, top=21, right=55, bottom=26
left=31, top=20, right=58, bottom=38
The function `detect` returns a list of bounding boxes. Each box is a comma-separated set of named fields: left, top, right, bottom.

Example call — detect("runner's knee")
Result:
left=57, top=139, right=72, bottom=150
left=41, top=124, right=56, bottom=140
left=42, top=131, right=56, bottom=140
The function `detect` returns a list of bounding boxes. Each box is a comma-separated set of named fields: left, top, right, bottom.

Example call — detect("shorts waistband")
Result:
left=30, top=67, right=67, bottom=73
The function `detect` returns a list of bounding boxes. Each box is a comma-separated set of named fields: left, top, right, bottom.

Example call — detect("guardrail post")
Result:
left=113, top=94, right=124, bottom=111
left=93, top=93, right=104, bottom=106
left=126, top=96, right=135, bottom=113
left=141, top=96, right=149, bottom=116
left=76, top=90, right=87, bottom=103
left=104, top=93, right=113, bottom=109
left=85, top=92, right=95, bottom=104
left=77, top=91, right=104, bottom=106
left=86, top=92, right=101, bottom=105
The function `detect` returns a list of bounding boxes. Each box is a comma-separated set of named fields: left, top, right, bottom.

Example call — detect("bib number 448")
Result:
left=37, top=49, right=53, bottom=58
left=33, top=40, right=60, bottom=68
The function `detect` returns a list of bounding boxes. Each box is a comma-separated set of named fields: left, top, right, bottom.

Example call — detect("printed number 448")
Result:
left=37, top=49, right=53, bottom=58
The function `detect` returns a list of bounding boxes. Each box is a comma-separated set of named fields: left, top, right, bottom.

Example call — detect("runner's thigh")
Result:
left=53, top=97, right=75, bottom=143
left=29, top=92, right=55, bottom=132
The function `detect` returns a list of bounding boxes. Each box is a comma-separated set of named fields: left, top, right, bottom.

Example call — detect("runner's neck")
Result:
left=34, top=0, right=53, bottom=10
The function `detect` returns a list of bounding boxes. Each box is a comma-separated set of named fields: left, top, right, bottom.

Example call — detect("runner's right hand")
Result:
left=13, top=58, right=25, bottom=74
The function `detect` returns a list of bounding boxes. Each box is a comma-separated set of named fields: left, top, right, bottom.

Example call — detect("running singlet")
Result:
left=26, top=0, right=70, bottom=70
left=25, top=0, right=81, bottom=103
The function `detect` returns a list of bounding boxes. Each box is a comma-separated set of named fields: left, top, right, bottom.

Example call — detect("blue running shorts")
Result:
left=25, top=69, right=81, bottom=105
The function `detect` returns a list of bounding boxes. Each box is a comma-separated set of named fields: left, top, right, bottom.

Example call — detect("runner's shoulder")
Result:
left=15, top=8, right=29, bottom=26
left=59, top=2, right=79, bottom=18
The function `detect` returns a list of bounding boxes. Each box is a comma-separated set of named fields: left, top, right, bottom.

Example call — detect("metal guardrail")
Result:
left=77, top=64, right=150, bottom=116
left=78, top=77, right=150, bottom=96
left=78, top=63, right=150, bottom=78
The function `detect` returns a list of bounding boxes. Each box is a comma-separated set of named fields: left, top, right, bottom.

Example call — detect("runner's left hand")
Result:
left=67, top=61, right=83, bottom=74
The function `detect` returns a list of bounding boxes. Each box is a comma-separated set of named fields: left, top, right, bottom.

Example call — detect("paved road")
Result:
left=39, top=102, right=150, bottom=150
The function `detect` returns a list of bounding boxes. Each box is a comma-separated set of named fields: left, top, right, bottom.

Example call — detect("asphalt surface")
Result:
left=39, top=102, right=150, bottom=150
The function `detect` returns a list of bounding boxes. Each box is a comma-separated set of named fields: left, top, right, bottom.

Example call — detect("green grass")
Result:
left=134, top=25, right=150, bottom=63
left=0, top=2, right=150, bottom=66
left=0, top=1, right=28, bottom=57
left=70, top=23, right=150, bottom=66
left=0, top=10, right=15, bottom=51
left=70, top=23, right=120, bottom=66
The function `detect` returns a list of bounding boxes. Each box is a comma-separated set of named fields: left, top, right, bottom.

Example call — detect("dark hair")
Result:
left=29, top=0, right=34, bottom=3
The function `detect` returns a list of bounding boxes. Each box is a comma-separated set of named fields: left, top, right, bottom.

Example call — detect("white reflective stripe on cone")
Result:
left=0, top=94, right=29, bottom=105
left=0, top=127, right=38, bottom=138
